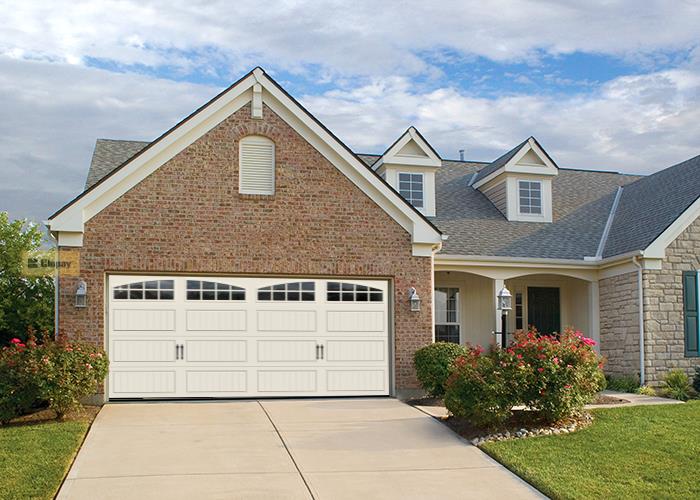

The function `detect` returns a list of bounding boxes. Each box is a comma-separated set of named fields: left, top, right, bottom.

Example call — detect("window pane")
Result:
left=342, top=292, right=354, bottom=301
left=370, top=292, right=383, bottom=302
left=159, top=290, right=174, bottom=300
left=217, top=291, right=230, bottom=300
left=301, top=292, right=315, bottom=301
left=273, top=291, right=285, bottom=300
left=231, top=291, right=245, bottom=301
left=356, top=292, right=368, bottom=301
left=328, top=292, right=340, bottom=301
left=287, top=282, right=300, bottom=291
left=145, top=290, right=158, bottom=300
left=187, top=290, right=200, bottom=300
left=341, top=283, right=354, bottom=291
left=187, top=280, right=200, bottom=290
left=130, top=282, right=143, bottom=290
left=436, top=325, right=460, bottom=343
left=114, top=290, right=128, bottom=299
left=302, top=282, right=314, bottom=291
left=258, top=291, right=271, bottom=300
left=129, top=290, right=143, bottom=299
left=327, top=282, right=340, bottom=291
left=202, top=281, right=215, bottom=289
left=202, top=291, right=215, bottom=300
left=287, top=291, right=300, bottom=301
left=145, top=281, right=158, bottom=289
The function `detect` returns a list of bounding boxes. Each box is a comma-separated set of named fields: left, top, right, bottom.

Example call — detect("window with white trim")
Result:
left=435, top=287, right=460, bottom=343
left=398, top=172, right=424, bottom=209
left=239, top=135, right=275, bottom=195
left=326, top=282, right=383, bottom=302
left=113, top=280, right=174, bottom=300
left=518, top=180, right=542, bottom=215
left=186, top=280, right=245, bottom=301
left=258, top=282, right=315, bottom=301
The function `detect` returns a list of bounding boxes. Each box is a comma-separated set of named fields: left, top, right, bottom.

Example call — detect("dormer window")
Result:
left=518, top=180, right=542, bottom=215
left=399, top=172, right=424, bottom=209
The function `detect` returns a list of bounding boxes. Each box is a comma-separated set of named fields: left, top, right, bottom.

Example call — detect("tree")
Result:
left=0, top=212, right=54, bottom=344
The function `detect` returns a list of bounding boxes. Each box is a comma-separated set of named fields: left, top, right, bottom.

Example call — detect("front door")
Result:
left=527, top=287, right=560, bottom=335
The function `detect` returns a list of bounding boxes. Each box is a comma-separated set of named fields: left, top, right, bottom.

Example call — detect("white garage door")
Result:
left=107, top=276, right=390, bottom=398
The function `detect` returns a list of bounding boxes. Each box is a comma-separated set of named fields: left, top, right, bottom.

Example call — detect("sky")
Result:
left=1, top=0, right=699, bottom=221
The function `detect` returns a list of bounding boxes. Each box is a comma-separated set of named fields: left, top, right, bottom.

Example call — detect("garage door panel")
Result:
left=111, top=371, right=176, bottom=394
left=327, top=370, right=385, bottom=392
left=326, top=311, right=384, bottom=332
left=185, top=340, right=247, bottom=362
left=185, top=310, right=246, bottom=332
left=257, top=310, right=316, bottom=332
left=258, top=370, right=317, bottom=392
left=186, top=370, right=247, bottom=393
left=112, top=340, right=175, bottom=362
left=108, top=276, right=389, bottom=398
left=326, top=340, right=385, bottom=362
left=257, top=340, right=316, bottom=362
left=113, top=309, right=175, bottom=331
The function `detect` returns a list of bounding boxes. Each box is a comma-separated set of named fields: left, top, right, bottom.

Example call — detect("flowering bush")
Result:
left=413, top=342, right=468, bottom=397
left=0, top=332, right=109, bottom=423
left=444, top=345, right=515, bottom=427
left=443, top=328, right=604, bottom=427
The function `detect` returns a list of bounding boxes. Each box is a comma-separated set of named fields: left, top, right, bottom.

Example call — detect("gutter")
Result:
left=632, top=256, right=645, bottom=385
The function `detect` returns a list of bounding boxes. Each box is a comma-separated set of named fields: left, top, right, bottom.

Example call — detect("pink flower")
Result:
left=516, top=354, right=523, bottom=359
left=537, top=367, right=544, bottom=373
left=10, top=338, right=21, bottom=344
left=552, top=357, right=559, bottom=365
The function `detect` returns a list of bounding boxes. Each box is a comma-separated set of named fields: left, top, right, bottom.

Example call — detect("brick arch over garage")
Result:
left=57, top=102, right=434, bottom=395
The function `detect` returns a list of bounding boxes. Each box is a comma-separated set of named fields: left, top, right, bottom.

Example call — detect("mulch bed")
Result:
left=5, top=405, right=101, bottom=427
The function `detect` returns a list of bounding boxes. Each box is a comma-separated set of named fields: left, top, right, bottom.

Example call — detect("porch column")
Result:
left=588, top=280, right=600, bottom=351
left=494, top=278, right=504, bottom=346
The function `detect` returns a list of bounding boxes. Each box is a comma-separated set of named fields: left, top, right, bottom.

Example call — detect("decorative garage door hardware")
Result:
left=107, top=276, right=390, bottom=399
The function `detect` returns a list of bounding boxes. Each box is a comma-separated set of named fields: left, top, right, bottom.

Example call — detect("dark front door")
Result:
left=527, top=287, right=560, bottom=335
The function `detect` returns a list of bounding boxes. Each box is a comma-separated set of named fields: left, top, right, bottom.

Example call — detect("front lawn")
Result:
left=0, top=409, right=97, bottom=500
left=482, top=401, right=700, bottom=499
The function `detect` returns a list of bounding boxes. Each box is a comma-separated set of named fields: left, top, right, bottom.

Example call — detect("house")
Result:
left=47, top=67, right=700, bottom=400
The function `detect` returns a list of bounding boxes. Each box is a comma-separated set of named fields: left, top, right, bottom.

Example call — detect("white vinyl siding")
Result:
left=239, top=136, right=275, bottom=195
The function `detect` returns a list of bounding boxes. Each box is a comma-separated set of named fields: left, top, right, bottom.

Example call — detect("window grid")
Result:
left=515, top=292, right=524, bottom=330
left=398, top=172, right=424, bottom=209
left=326, top=282, right=383, bottom=302
left=519, top=180, right=542, bottom=215
left=186, top=280, right=245, bottom=301
left=258, top=282, right=315, bottom=301
left=435, top=287, right=460, bottom=344
left=113, top=280, right=174, bottom=300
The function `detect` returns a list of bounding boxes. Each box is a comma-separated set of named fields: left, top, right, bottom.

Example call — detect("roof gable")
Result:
left=472, top=137, right=558, bottom=188
left=373, top=127, right=441, bottom=169
left=48, top=68, right=441, bottom=252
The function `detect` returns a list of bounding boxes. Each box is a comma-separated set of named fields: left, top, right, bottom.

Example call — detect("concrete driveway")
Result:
left=58, top=399, right=543, bottom=500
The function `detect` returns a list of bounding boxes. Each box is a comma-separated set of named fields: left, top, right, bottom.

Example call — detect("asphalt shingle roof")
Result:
left=603, top=154, right=700, bottom=258
left=85, top=139, right=149, bottom=189
left=471, top=139, right=528, bottom=185
left=85, top=140, right=697, bottom=261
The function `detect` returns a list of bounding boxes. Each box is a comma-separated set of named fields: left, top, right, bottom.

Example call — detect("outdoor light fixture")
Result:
left=75, top=280, right=87, bottom=308
left=408, top=287, right=421, bottom=312
left=497, top=286, right=512, bottom=348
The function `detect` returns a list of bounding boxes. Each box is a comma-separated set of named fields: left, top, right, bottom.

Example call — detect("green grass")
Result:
left=481, top=401, right=700, bottom=499
left=0, top=417, right=90, bottom=500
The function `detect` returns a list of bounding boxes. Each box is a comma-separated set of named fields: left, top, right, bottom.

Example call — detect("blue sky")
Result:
left=1, top=1, right=699, bottom=221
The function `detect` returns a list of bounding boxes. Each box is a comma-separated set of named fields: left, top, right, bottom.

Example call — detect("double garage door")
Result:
left=107, top=275, right=390, bottom=399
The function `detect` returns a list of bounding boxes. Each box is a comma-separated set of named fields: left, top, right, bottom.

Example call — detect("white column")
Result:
left=494, top=278, right=504, bottom=347
left=588, top=280, right=600, bottom=351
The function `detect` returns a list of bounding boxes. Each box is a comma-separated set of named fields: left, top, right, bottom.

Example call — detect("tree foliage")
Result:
left=0, top=212, right=54, bottom=344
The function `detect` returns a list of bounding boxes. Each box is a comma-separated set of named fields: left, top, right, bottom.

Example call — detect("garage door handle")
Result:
left=315, top=344, right=320, bottom=360
left=175, top=344, right=179, bottom=360
left=319, top=344, right=324, bottom=360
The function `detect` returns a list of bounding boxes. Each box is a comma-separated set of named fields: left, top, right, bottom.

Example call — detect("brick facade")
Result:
left=642, top=217, right=700, bottom=386
left=599, top=216, right=700, bottom=386
left=57, top=102, right=434, bottom=394
left=599, top=271, right=640, bottom=379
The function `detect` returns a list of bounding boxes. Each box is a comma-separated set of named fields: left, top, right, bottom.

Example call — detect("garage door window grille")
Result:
left=258, top=282, right=315, bottom=301
left=186, top=280, right=245, bottom=301
left=113, top=280, right=174, bottom=300
left=327, top=282, right=383, bottom=302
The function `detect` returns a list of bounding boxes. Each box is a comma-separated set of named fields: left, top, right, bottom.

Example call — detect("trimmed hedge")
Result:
left=413, top=342, right=468, bottom=397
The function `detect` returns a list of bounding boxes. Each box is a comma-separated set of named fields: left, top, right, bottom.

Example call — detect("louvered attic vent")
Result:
left=239, top=135, right=275, bottom=195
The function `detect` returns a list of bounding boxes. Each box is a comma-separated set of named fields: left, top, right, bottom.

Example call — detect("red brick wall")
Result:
left=58, top=103, right=433, bottom=392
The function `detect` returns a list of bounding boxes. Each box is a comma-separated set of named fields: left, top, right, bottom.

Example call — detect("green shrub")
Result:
left=693, top=367, right=700, bottom=395
left=444, top=328, right=605, bottom=427
left=413, top=342, right=468, bottom=397
left=605, top=375, right=640, bottom=393
left=636, top=385, right=657, bottom=396
left=444, top=347, right=515, bottom=428
left=0, top=339, right=40, bottom=424
left=663, top=369, right=691, bottom=401
left=0, top=334, right=109, bottom=423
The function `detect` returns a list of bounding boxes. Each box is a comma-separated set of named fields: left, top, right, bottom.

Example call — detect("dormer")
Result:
left=471, top=137, right=558, bottom=223
left=374, top=127, right=441, bottom=216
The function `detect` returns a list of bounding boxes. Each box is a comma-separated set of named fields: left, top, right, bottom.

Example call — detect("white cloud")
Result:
left=1, top=1, right=698, bottom=78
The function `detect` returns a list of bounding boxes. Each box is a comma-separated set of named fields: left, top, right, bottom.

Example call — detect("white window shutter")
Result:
left=239, top=136, right=275, bottom=195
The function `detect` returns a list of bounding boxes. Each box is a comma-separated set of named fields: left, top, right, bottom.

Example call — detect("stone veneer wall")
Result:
left=57, top=102, right=434, bottom=395
left=599, top=271, right=640, bottom=379
left=642, top=217, right=700, bottom=386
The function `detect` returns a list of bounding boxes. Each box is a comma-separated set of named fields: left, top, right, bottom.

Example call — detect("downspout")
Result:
left=632, top=256, right=645, bottom=385
left=46, top=226, right=59, bottom=340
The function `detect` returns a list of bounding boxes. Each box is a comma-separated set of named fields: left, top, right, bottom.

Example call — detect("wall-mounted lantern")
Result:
left=408, top=287, right=421, bottom=312
left=497, top=285, right=512, bottom=348
left=75, top=280, right=87, bottom=308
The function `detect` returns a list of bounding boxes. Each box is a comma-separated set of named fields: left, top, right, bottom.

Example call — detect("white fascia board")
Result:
left=643, top=196, right=700, bottom=259
left=436, top=253, right=599, bottom=269
left=260, top=75, right=441, bottom=246
left=376, top=127, right=441, bottom=169
left=49, top=73, right=257, bottom=232
left=472, top=140, right=557, bottom=190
